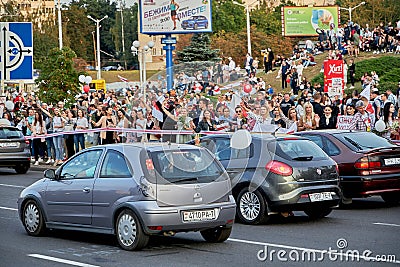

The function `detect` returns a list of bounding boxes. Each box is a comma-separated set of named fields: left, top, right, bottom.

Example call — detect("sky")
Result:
left=60, top=0, right=137, bottom=7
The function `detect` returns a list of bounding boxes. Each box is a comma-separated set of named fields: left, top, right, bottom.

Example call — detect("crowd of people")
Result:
left=0, top=20, right=399, bottom=166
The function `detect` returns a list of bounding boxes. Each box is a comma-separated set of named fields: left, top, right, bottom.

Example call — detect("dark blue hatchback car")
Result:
left=181, top=15, right=209, bottom=30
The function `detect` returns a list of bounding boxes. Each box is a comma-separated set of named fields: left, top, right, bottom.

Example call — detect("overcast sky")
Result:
left=60, top=0, right=137, bottom=7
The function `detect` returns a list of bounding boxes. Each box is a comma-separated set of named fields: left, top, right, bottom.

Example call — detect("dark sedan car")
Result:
left=0, top=124, right=30, bottom=174
left=190, top=134, right=341, bottom=224
left=295, top=130, right=400, bottom=205
left=181, top=15, right=209, bottom=30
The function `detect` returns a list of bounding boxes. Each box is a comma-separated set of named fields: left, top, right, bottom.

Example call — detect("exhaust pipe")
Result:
left=163, top=231, right=176, bottom=237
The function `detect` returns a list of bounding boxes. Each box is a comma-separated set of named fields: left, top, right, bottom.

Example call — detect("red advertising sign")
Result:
left=324, top=60, right=344, bottom=98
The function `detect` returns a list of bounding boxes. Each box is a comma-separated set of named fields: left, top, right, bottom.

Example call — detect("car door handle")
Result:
left=83, top=187, right=91, bottom=193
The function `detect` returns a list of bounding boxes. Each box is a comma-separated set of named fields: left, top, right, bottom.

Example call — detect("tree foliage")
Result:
left=36, top=47, right=83, bottom=106
left=176, top=34, right=220, bottom=63
left=211, top=0, right=246, bottom=34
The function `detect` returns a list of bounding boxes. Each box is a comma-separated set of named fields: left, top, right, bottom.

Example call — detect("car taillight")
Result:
left=24, top=138, right=30, bottom=145
left=354, top=157, right=381, bottom=175
left=265, top=161, right=293, bottom=176
left=335, top=163, right=339, bottom=174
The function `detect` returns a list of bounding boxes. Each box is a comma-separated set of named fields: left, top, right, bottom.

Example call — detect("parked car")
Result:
left=101, top=65, right=118, bottom=71
left=295, top=130, right=400, bottom=205
left=0, top=122, right=30, bottom=174
left=17, top=143, right=236, bottom=250
left=189, top=134, right=341, bottom=224
left=181, top=15, right=209, bottom=30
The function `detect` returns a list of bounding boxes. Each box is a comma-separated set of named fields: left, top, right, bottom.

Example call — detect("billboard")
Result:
left=139, top=0, right=212, bottom=35
left=324, top=59, right=344, bottom=98
left=281, top=6, right=339, bottom=37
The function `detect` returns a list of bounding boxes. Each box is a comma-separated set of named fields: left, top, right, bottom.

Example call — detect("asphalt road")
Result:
left=0, top=168, right=399, bottom=267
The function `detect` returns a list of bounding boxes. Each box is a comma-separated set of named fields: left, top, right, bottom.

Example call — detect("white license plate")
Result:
left=0, top=142, right=18, bottom=148
left=182, top=209, right=218, bottom=222
left=309, top=192, right=333, bottom=202
left=384, top=158, right=400, bottom=165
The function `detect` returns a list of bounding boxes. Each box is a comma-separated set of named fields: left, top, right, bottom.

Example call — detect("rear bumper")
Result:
left=133, top=196, right=237, bottom=235
left=340, top=174, right=400, bottom=198
left=0, top=153, right=31, bottom=168
left=268, top=185, right=341, bottom=211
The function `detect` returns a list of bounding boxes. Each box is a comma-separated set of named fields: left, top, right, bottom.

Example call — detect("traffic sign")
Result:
left=0, top=22, right=33, bottom=81
left=161, top=37, right=177, bottom=45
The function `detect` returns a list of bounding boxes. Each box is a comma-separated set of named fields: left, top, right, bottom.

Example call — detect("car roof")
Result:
left=92, top=142, right=203, bottom=152
left=202, top=133, right=307, bottom=141
left=295, top=129, right=353, bottom=135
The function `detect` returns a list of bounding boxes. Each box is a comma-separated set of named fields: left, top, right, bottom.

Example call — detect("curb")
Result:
left=30, top=165, right=57, bottom=172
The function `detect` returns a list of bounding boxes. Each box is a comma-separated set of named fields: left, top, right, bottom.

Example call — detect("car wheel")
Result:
left=237, top=188, right=269, bottom=224
left=15, top=164, right=29, bottom=174
left=205, top=22, right=208, bottom=28
left=200, top=226, right=232, bottom=243
left=116, top=209, right=149, bottom=251
left=304, top=207, right=333, bottom=219
left=194, top=23, right=198, bottom=30
left=381, top=193, right=400, bottom=205
left=22, top=200, right=46, bottom=236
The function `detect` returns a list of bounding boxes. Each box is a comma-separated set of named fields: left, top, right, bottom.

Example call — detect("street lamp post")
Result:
left=131, top=40, right=155, bottom=104
left=87, top=15, right=108, bottom=80
left=339, top=1, right=365, bottom=22
left=233, top=1, right=251, bottom=55
left=57, top=0, right=62, bottom=49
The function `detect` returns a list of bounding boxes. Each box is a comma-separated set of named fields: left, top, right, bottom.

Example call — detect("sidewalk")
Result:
left=30, top=163, right=57, bottom=172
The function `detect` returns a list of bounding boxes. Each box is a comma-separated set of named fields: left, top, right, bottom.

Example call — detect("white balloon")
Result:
left=230, top=129, right=252, bottom=149
left=78, top=75, right=85, bottom=83
left=375, top=119, right=386, bottom=132
left=5, top=100, right=14, bottom=111
left=84, top=76, right=92, bottom=84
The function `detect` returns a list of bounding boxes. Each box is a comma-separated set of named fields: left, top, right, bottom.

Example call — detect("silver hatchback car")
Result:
left=18, top=143, right=236, bottom=250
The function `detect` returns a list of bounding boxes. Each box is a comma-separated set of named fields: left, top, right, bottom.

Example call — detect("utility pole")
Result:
left=119, top=0, right=127, bottom=70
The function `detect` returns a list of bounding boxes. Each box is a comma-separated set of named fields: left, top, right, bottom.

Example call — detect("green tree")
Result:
left=176, top=33, right=220, bottom=63
left=36, top=47, right=83, bottom=107
left=211, top=0, right=246, bottom=34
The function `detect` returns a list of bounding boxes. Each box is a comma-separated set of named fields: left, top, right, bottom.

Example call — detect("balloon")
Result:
left=243, top=84, right=252, bottom=94
left=230, top=129, right=252, bottom=149
left=375, top=119, right=386, bottom=132
left=84, top=76, right=92, bottom=84
left=78, top=75, right=85, bottom=83
left=5, top=100, right=14, bottom=111
left=83, top=85, right=90, bottom=93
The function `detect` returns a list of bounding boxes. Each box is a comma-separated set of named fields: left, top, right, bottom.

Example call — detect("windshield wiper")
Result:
left=292, top=156, right=313, bottom=161
left=169, top=177, right=198, bottom=183
left=344, top=137, right=364, bottom=150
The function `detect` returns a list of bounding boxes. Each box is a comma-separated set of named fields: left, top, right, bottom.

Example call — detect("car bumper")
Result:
left=0, top=153, right=31, bottom=167
left=133, top=196, right=236, bottom=235
left=268, top=184, right=341, bottom=211
left=340, top=174, right=400, bottom=197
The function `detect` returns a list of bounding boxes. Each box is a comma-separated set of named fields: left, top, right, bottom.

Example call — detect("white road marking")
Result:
left=228, top=238, right=400, bottom=264
left=0, top=183, right=25, bottom=188
left=28, top=254, right=100, bottom=267
left=374, top=222, right=400, bottom=228
left=0, top=206, right=17, bottom=211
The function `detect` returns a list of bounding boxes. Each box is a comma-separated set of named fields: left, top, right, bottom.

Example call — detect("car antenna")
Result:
left=272, top=126, right=281, bottom=137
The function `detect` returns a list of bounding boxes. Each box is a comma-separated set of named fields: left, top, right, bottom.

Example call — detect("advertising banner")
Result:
left=140, top=0, right=212, bottom=35
left=324, top=59, right=344, bottom=98
left=282, top=6, right=339, bottom=36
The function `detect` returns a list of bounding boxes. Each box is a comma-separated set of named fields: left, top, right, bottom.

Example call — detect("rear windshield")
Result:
left=149, top=148, right=227, bottom=183
left=334, top=132, right=396, bottom=151
left=0, top=127, right=23, bottom=139
left=274, top=139, right=329, bottom=161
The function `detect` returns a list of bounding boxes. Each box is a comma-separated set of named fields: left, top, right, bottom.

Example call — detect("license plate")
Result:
left=309, top=192, right=333, bottom=202
left=0, top=142, right=18, bottom=148
left=384, top=158, right=400, bottom=165
left=182, top=209, right=218, bottom=222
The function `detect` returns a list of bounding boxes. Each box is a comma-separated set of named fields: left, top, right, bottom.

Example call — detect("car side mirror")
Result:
left=44, top=169, right=56, bottom=180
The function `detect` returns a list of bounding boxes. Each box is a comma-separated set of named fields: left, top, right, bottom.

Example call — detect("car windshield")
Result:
left=0, top=127, right=23, bottom=139
left=274, top=139, right=328, bottom=161
left=334, top=132, right=396, bottom=151
left=149, top=149, right=226, bottom=184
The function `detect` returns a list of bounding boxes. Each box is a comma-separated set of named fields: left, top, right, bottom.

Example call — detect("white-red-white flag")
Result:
left=118, top=75, right=129, bottom=83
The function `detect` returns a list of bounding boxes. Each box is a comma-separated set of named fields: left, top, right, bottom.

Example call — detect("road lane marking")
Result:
left=0, top=206, right=17, bottom=211
left=0, top=183, right=25, bottom=188
left=374, top=222, right=400, bottom=227
left=28, top=254, right=100, bottom=267
left=227, top=238, right=400, bottom=264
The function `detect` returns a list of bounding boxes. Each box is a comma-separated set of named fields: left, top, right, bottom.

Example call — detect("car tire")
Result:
left=194, top=23, right=198, bottom=30
left=116, top=209, right=149, bottom=251
left=304, top=206, right=333, bottom=219
left=200, top=226, right=232, bottom=243
left=22, top=200, right=47, bottom=236
left=236, top=188, right=270, bottom=225
left=205, top=22, right=208, bottom=28
left=15, top=164, right=29, bottom=174
left=381, top=193, right=400, bottom=205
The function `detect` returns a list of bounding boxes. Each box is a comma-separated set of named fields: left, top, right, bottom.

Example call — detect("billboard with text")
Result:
left=139, top=0, right=212, bottom=35
left=281, top=6, right=339, bottom=37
